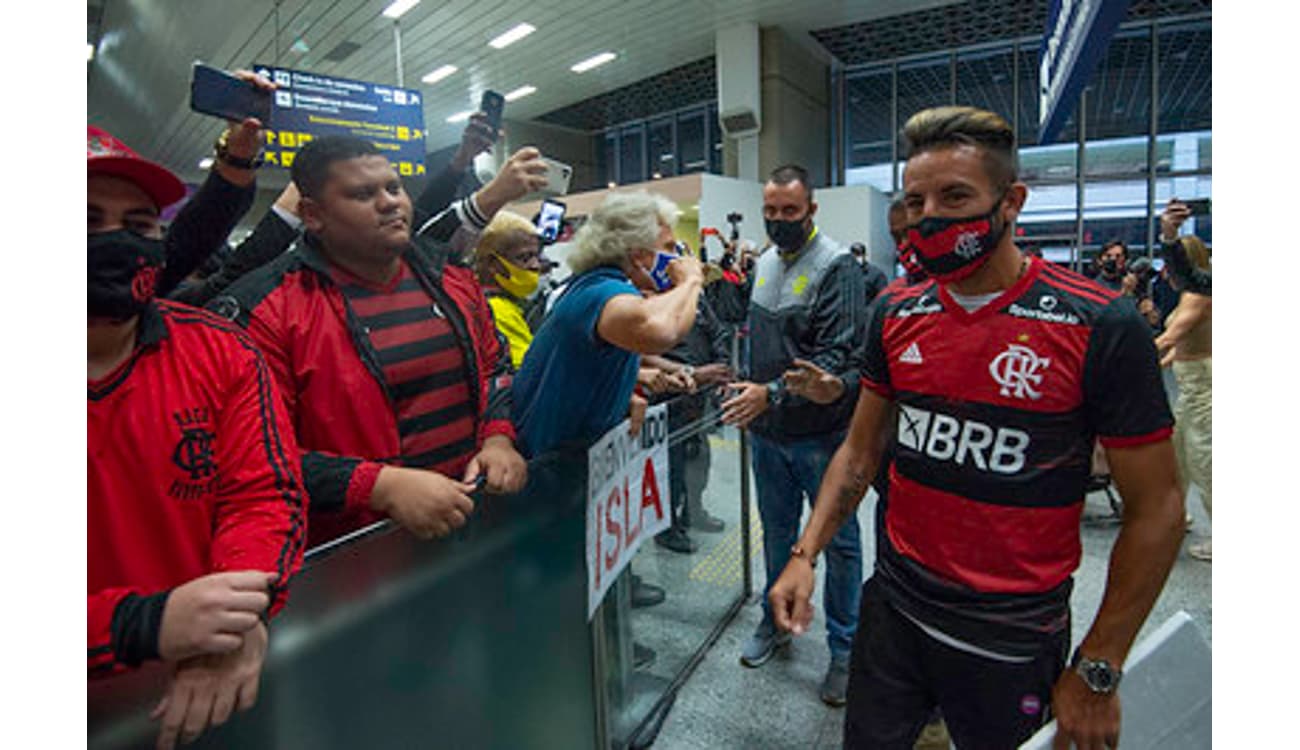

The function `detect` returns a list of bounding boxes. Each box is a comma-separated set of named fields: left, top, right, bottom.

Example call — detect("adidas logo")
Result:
left=900, top=342, right=924, bottom=364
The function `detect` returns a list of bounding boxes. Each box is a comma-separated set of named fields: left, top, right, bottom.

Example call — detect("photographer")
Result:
left=1152, top=198, right=1212, bottom=561
left=1124, top=256, right=1163, bottom=330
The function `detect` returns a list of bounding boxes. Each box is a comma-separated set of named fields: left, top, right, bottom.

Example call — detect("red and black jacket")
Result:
left=88, top=300, right=307, bottom=677
left=209, top=233, right=515, bottom=546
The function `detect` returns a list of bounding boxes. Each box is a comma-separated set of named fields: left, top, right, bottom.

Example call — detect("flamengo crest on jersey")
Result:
left=988, top=343, right=1051, bottom=400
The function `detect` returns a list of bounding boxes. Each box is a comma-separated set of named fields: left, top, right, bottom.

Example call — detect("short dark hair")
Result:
left=849, top=242, right=866, bottom=256
left=902, top=106, right=1018, bottom=190
left=292, top=136, right=382, bottom=199
left=768, top=164, right=814, bottom=202
left=1101, top=240, right=1128, bottom=258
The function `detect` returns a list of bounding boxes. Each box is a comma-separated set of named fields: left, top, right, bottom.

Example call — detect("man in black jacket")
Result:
left=720, top=164, right=866, bottom=707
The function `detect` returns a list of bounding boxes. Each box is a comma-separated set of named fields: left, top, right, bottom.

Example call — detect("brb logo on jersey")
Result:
left=989, top=343, right=1051, bottom=400
left=897, top=404, right=1029, bottom=474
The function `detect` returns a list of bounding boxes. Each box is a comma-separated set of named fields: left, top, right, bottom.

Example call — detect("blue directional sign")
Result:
left=1038, top=0, right=1132, bottom=143
left=252, top=64, right=428, bottom=176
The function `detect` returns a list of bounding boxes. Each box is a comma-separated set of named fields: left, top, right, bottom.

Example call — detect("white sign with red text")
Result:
left=586, top=403, right=670, bottom=620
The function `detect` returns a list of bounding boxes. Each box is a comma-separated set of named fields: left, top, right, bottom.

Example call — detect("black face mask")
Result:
left=765, top=214, right=810, bottom=252
left=88, top=229, right=165, bottom=320
left=1100, top=259, right=1120, bottom=276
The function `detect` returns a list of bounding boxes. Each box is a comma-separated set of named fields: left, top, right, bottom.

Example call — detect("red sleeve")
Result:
left=209, top=329, right=308, bottom=616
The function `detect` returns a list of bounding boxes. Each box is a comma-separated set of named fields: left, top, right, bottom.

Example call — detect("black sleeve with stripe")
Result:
left=1082, top=296, right=1174, bottom=441
left=301, top=451, right=364, bottom=513
left=110, top=591, right=170, bottom=666
left=860, top=291, right=892, bottom=393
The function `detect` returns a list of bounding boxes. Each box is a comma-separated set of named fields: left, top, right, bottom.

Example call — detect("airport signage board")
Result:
left=1039, top=0, right=1132, bottom=143
left=252, top=64, right=428, bottom=176
left=586, top=403, right=671, bottom=620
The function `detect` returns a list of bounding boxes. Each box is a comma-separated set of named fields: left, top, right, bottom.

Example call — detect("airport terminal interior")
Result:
left=87, top=0, right=1212, bottom=748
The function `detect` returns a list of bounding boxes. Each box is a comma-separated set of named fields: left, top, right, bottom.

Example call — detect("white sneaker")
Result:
left=1188, top=539, right=1211, bottom=562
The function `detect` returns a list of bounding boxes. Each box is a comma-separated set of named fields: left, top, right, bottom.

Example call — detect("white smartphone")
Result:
left=540, top=156, right=572, bottom=196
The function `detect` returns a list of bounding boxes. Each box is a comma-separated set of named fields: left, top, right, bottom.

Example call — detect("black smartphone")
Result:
left=480, top=90, right=505, bottom=140
left=190, top=62, right=272, bottom=123
left=1182, top=198, right=1211, bottom=216
left=536, top=199, right=567, bottom=243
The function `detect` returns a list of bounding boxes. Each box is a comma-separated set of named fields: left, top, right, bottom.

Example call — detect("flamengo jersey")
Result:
left=88, top=301, right=307, bottom=677
left=860, top=256, right=1172, bottom=652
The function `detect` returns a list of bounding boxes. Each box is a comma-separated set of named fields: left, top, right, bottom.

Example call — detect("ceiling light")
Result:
left=446, top=110, right=475, bottom=123
left=198, top=157, right=214, bottom=169
left=504, top=85, right=536, bottom=102
left=489, top=23, right=535, bottom=49
left=87, top=43, right=94, bottom=61
left=571, top=52, right=616, bottom=73
left=422, top=65, right=457, bottom=84
left=381, top=0, right=419, bottom=19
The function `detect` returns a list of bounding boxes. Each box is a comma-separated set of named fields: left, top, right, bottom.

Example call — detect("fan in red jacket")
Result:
left=88, top=127, right=306, bottom=748
left=211, top=135, right=548, bottom=546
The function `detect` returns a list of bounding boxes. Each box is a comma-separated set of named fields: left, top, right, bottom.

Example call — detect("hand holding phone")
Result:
left=190, top=63, right=273, bottom=124
left=480, top=90, right=505, bottom=141
left=536, top=199, right=567, bottom=243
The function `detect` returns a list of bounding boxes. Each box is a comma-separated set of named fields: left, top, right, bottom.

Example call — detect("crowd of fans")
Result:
left=90, top=64, right=1209, bottom=748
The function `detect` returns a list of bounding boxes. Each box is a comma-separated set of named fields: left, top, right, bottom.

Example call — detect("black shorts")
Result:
left=843, top=576, right=1069, bottom=750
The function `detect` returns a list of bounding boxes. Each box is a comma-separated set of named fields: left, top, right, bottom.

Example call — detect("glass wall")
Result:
left=599, top=102, right=722, bottom=186
left=840, top=13, right=1212, bottom=267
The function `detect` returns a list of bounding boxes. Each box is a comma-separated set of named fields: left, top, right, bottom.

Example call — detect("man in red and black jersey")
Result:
left=212, top=136, right=545, bottom=546
left=770, top=107, right=1184, bottom=750
left=88, top=128, right=307, bottom=748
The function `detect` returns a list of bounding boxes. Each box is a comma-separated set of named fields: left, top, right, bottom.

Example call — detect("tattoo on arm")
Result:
left=835, top=467, right=872, bottom=518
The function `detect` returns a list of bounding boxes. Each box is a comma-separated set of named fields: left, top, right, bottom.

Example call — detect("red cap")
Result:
left=87, top=125, right=186, bottom=210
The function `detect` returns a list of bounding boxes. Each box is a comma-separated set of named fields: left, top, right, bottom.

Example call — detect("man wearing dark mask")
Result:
left=721, top=164, right=866, bottom=707
left=767, top=107, right=1184, bottom=750
left=849, top=242, right=890, bottom=302
left=87, top=128, right=307, bottom=749
left=1094, top=240, right=1128, bottom=292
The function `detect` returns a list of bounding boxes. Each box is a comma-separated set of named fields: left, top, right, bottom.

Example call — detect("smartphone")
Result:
left=648, top=250, right=677, bottom=292
left=536, top=199, right=567, bottom=243
left=540, top=156, right=573, bottom=195
left=1181, top=198, right=1211, bottom=216
left=480, top=90, right=505, bottom=140
left=190, top=62, right=272, bottom=123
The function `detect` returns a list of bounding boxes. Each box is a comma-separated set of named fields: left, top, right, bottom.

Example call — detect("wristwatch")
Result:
left=790, top=544, right=817, bottom=569
left=766, top=380, right=784, bottom=406
left=214, top=129, right=266, bottom=170
left=1071, top=648, right=1122, bottom=694
left=680, top=365, right=695, bottom=379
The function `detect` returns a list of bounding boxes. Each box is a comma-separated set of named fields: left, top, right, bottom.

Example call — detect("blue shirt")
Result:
left=512, top=267, right=642, bottom=456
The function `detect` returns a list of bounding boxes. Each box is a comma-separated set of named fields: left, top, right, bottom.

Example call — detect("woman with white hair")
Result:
left=511, top=190, right=705, bottom=456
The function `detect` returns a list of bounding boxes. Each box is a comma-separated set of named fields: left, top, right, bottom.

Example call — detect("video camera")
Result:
left=725, top=212, right=742, bottom=242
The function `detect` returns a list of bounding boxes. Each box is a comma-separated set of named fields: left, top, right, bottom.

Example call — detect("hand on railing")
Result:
left=462, top=434, right=528, bottom=494
left=370, top=466, right=477, bottom=540
left=152, top=621, right=268, bottom=750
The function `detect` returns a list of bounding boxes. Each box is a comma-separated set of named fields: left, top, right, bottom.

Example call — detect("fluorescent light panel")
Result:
left=381, top=0, right=419, bottom=19
left=571, top=52, right=616, bottom=73
left=489, top=23, right=535, bottom=49
left=421, top=64, right=457, bottom=84
left=504, top=85, right=536, bottom=102
left=446, top=110, right=474, bottom=123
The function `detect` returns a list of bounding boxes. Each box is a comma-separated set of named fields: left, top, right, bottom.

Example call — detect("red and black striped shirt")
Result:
left=333, top=260, right=477, bottom=477
left=860, top=256, right=1173, bottom=655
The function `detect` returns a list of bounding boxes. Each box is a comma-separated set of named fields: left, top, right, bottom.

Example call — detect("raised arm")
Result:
left=596, top=256, right=705, bottom=354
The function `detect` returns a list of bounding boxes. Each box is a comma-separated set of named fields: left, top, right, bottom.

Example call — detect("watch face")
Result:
left=1084, top=662, right=1116, bottom=692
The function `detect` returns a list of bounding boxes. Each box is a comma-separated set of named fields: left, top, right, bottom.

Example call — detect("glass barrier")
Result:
left=592, top=367, right=751, bottom=747
left=89, top=449, right=598, bottom=750
left=89, top=374, right=753, bottom=750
